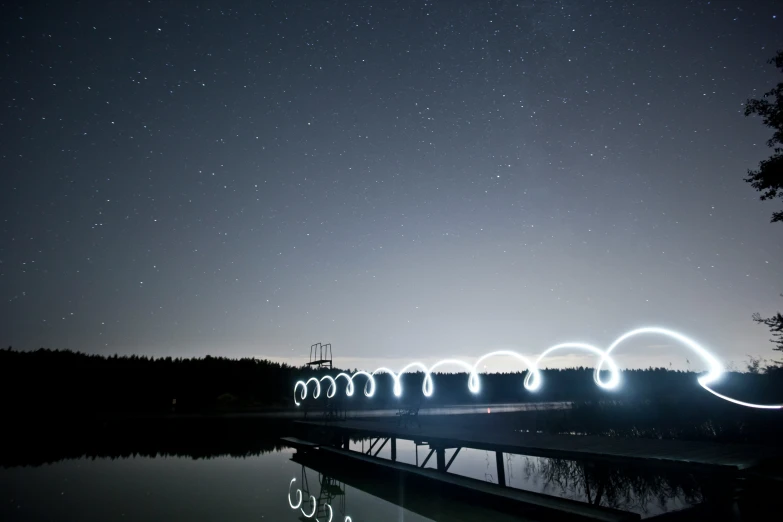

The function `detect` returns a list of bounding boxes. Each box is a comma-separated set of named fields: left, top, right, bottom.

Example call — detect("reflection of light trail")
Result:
left=288, top=478, right=302, bottom=509
left=293, top=327, right=783, bottom=409
left=287, top=478, right=351, bottom=522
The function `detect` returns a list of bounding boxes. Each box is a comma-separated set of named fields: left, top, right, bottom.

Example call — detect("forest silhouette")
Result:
left=3, top=346, right=782, bottom=470
left=2, top=347, right=781, bottom=415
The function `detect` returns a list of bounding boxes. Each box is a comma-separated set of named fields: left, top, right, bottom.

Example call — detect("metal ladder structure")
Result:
left=302, top=342, right=346, bottom=421
left=298, top=465, right=345, bottom=521
left=307, top=342, right=332, bottom=370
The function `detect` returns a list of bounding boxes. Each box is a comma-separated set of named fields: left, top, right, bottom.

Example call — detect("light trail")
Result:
left=301, top=494, right=316, bottom=518
left=293, top=327, right=782, bottom=410
left=287, top=478, right=302, bottom=509
left=293, top=377, right=322, bottom=406
left=287, top=477, right=352, bottom=522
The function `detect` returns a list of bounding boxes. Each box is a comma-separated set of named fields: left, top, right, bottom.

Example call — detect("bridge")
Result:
left=282, top=414, right=783, bottom=520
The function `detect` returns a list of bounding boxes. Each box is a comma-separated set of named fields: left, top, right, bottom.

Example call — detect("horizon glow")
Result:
left=293, top=327, right=783, bottom=410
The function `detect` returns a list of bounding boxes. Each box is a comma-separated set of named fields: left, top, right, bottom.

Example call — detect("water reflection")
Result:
left=1, top=419, right=288, bottom=468
left=0, top=419, right=760, bottom=521
left=287, top=475, right=353, bottom=522
left=352, top=436, right=706, bottom=518
left=512, top=455, right=703, bottom=516
left=2, top=444, right=432, bottom=522
left=291, top=449, right=526, bottom=521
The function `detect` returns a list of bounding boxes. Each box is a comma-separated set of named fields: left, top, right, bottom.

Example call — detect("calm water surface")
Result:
left=1, top=436, right=699, bottom=521
left=1, top=446, right=433, bottom=522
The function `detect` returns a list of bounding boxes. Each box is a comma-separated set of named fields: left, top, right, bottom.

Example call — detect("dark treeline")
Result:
left=1, top=417, right=289, bottom=468
left=2, top=347, right=782, bottom=415
left=1, top=347, right=297, bottom=414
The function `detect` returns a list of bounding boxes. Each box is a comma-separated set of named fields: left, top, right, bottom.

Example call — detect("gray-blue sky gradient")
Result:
left=1, top=0, right=782, bottom=371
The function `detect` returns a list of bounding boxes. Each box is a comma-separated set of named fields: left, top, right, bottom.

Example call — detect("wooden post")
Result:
left=436, top=448, right=446, bottom=471
left=391, top=437, right=397, bottom=461
left=496, top=451, right=506, bottom=487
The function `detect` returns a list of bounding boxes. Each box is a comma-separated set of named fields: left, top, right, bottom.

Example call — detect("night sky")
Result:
left=2, top=0, right=782, bottom=372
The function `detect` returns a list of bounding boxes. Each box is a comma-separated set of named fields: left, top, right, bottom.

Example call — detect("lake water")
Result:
left=2, top=447, right=434, bottom=521
left=1, top=430, right=701, bottom=521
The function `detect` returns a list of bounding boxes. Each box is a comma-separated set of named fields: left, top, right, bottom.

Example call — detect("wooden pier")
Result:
left=284, top=416, right=783, bottom=520
left=285, top=437, right=640, bottom=521
left=294, top=418, right=782, bottom=473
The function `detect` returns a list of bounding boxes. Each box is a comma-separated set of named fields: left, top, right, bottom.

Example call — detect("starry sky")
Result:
left=1, top=0, right=782, bottom=372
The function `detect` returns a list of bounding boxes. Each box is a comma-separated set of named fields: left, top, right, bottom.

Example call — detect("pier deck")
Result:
left=288, top=438, right=640, bottom=521
left=295, top=418, right=781, bottom=472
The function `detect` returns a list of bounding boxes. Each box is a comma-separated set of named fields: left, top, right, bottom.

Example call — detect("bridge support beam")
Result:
left=373, top=437, right=389, bottom=457
left=391, top=437, right=397, bottom=462
left=445, top=447, right=461, bottom=471
left=436, top=448, right=446, bottom=471
left=421, top=448, right=435, bottom=468
left=496, top=451, right=506, bottom=487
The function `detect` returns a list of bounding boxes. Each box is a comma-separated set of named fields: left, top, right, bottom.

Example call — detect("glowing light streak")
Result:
left=301, top=494, right=317, bottom=518
left=293, top=377, right=322, bottom=406
left=287, top=478, right=302, bottom=509
left=287, top=478, right=352, bottom=522
left=350, top=370, right=376, bottom=397
left=335, top=372, right=354, bottom=396
left=320, top=375, right=337, bottom=398
left=427, top=359, right=474, bottom=396
left=293, top=327, right=783, bottom=409
left=293, top=381, right=306, bottom=407
left=470, top=350, right=538, bottom=393
left=306, top=377, right=321, bottom=399
left=525, top=342, right=621, bottom=391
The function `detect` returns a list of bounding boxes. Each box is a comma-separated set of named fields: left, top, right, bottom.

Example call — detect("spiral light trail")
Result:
left=293, top=327, right=782, bottom=410
left=287, top=478, right=352, bottom=522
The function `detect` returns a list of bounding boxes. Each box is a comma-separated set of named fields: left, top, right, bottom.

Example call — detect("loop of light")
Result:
left=287, top=477, right=351, bottom=522
left=293, top=327, right=782, bottom=410
left=301, top=494, right=317, bottom=518
left=287, top=478, right=302, bottom=509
